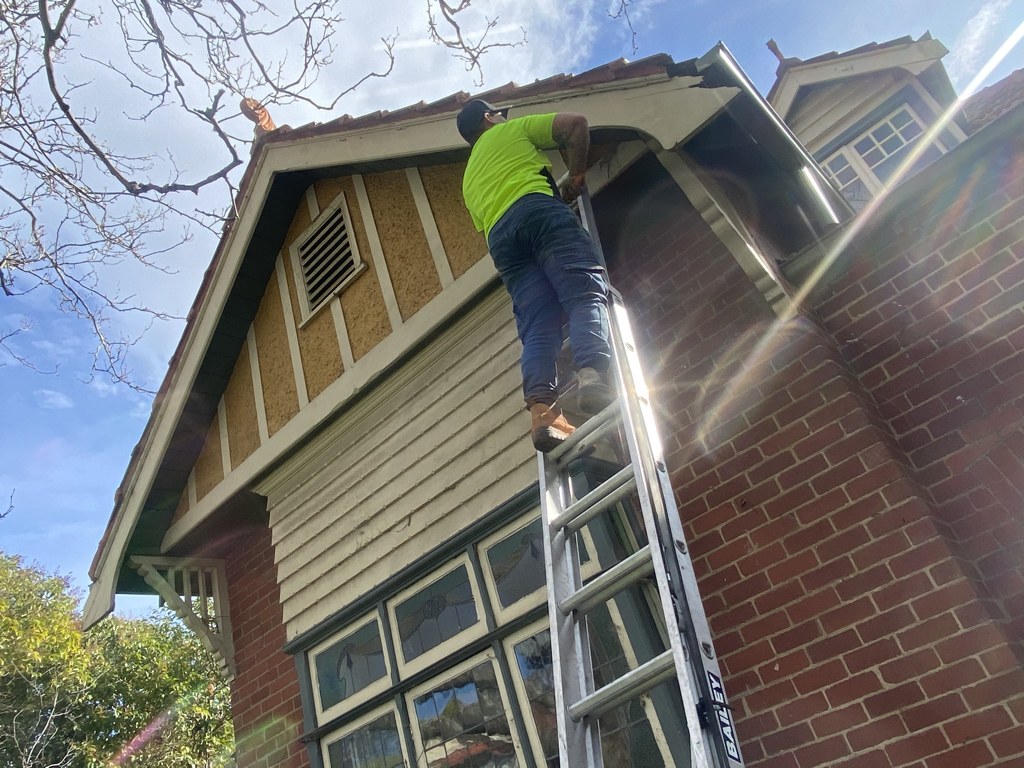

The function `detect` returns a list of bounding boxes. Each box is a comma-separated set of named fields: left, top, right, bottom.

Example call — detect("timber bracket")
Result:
left=129, top=556, right=236, bottom=681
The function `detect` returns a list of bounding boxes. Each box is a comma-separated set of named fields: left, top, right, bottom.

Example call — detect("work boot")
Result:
left=530, top=404, right=575, bottom=453
left=577, top=366, right=613, bottom=415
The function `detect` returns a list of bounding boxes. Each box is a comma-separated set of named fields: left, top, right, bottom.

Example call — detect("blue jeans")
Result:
left=487, top=193, right=611, bottom=407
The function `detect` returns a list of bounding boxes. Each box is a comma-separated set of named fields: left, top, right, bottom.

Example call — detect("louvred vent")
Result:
left=298, top=206, right=357, bottom=312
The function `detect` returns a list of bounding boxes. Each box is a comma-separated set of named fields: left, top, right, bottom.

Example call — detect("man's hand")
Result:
left=559, top=172, right=587, bottom=202
left=552, top=113, right=590, bottom=201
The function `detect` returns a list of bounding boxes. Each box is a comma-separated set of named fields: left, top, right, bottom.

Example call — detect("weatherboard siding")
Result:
left=787, top=72, right=896, bottom=149
left=263, top=291, right=535, bottom=639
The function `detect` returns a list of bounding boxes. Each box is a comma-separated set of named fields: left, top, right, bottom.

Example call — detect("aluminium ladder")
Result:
left=537, top=189, right=744, bottom=768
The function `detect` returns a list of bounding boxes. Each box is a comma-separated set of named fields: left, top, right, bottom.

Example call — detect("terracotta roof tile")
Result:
left=962, top=68, right=1024, bottom=134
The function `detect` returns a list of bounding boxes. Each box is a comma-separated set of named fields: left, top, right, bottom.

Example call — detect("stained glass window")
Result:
left=325, top=711, right=404, bottom=768
left=395, top=565, right=479, bottom=662
left=485, top=518, right=546, bottom=610
left=315, top=620, right=387, bottom=711
left=413, top=661, right=518, bottom=768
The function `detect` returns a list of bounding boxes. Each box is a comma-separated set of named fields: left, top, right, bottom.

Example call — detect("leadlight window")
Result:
left=823, top=104, right=946, bottom=212
left=323, top=707, right=407, bottom=768
left=408, top=654, right=522, bottom=768
left=310, top=615, right=392, bottom=722
left=395, top=564, right=478, bottom=662
left=290, top=190, right=366, bottom=320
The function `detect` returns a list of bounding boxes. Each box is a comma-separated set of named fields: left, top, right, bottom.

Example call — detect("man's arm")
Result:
left=552, top=113, right=589, bottom=201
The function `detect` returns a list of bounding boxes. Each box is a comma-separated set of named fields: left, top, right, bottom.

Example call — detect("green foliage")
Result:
left=0, top=553, right=234, bottom=768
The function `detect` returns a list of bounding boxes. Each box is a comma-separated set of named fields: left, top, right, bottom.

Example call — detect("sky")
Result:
left=2, top=0, right=1022, bottom=616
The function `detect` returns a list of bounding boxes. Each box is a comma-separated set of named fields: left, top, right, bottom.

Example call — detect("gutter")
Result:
left=695, top=41, right=854, bottom=225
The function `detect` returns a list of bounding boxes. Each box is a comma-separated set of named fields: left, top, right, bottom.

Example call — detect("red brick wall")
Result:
left=603, top=159, right=1024, bottom=768
left=226, top=525, right=310, bottom=768
left=814, top=144, right=1024, bottom=655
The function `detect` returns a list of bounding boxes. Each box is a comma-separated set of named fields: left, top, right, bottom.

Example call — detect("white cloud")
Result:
left=34, top=389, right=75, bottom=410
left=947, top=0, right=1012, bottom=85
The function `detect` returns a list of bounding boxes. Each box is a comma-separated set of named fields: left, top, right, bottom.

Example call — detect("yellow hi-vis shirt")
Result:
left=462, top=113, right=559, bottom=239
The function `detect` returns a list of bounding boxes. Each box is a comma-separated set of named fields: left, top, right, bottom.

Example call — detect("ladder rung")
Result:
left=560, top=545, right=655, bottom=617
left=550, top=465, right=637, bottom=534
left=568, top=650, right=676, bottom=722
left=548, top=401, right=620, bottom=463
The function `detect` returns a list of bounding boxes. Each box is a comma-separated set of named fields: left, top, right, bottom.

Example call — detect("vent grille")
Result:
left=298, top=205, right=358, bottom=312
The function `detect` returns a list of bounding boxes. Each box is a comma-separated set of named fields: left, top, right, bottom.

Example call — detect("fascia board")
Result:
left=773, top=39, right=950, bottom=120
left=84, top=76, right=738, bottom=628
left=83, top=146, right=278, bottom=628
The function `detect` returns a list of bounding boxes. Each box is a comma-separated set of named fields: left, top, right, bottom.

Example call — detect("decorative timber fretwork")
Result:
left=129, top=557, right=236, bottom=681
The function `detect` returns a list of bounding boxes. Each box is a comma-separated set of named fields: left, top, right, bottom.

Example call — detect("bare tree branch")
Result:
left=427, top=0, right=526, bottom=86
left=608, top=0, right=638, bottom=55
left=0, top=0, right=526, bottom=386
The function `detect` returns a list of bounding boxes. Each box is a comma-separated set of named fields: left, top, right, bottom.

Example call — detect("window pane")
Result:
left=414, top=661, right=519, bottom=768
left=871, top=123, right=894, bottom=142
left=486, top=518, right=546, bottom=609
left=861, top=147, right=884, bottom=168
left=827, top=155, right=850, bottom=174
left=853, top=136, right=875, bottom=155
left=880, top=134, right=904, bottom=154
left=890, top=109, right=913, bottom=129
left=841, top=178, right=872, bottom=212
left=396, top=565, right=479, bottom=662
left=900, top=121, right=923, bottom=141
left=326, top=711, right=404, bottom=768
left=835, top=166, right=858, bottom=186
left=513, top=629, right=691, bottom=768
left=316, top=620, right=387, bottom=710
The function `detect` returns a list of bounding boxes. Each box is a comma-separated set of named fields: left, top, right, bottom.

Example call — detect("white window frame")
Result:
left=824, top=103, right=947, bottom=205
left=478, top=510, right=608, bottom=626
left=320, top=702, right=409, bottom=768
left=288, top=190, right=366, bottom=326
left=386, top=553, right=489, bottom=677
left=308, top=610, right=393, bottom=725
left=404, top=648, right=529, bottom=768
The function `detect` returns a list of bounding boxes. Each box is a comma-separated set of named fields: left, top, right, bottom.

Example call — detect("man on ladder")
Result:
left=458, top=100, right=613, bottom=452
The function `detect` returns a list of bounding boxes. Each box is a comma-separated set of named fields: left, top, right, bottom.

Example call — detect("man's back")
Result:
left=462, top=113, right=559, bottom=238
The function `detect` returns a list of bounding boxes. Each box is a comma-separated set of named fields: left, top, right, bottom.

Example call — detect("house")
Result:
left=85, top=36, right=1024, bottom=768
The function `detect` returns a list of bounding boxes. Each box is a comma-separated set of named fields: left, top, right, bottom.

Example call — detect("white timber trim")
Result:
left=217, top=397, right=232, bottom=478
left=330, top=298, right=356, bottom=370
left=276, top=254, right=309, bottom=409
left=186, top=468, right=198, bottom=508
left=130, top=556, right=236, bottom=680
left=406, top=166, right=455, bottom=289
left=352, top=174, right=403, bottom=331
left=655, top=145, right=792, bottom=316
left=86, top=74, right=740, bottom=628
left=305, top=184, right=320, bottom=218
left=246, top=325, right=271, bottom=444
left=771, top=38, right=950, bottom=119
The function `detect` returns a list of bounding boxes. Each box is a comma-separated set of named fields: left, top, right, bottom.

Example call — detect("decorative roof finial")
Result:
left=240, top=98, right=276, bottom=140
left=766, top=39, right=786, bottom=63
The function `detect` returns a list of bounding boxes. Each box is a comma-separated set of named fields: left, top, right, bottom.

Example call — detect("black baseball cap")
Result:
left=456, top=99, right=509, bottom=143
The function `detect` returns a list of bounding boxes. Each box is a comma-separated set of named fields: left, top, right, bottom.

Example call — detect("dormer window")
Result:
left=291, top=191, right=366, bottom=320
left=823, top=105, right=946, bottom=211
